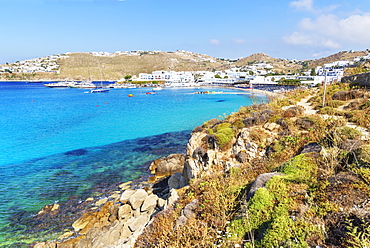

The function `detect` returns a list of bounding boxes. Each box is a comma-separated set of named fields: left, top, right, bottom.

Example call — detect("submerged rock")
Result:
left=64, top=149, right=88, bottom=156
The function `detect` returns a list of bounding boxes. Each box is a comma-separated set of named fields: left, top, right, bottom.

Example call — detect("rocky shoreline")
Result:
left=33, top=82, right=370, bottom=247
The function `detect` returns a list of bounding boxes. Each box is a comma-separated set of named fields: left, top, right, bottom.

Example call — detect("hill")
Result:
left=58, top=51, right=225, bottom=81
left=306, top=50, right=367, bottom=69
left=1, top=50, right=369, bottom=81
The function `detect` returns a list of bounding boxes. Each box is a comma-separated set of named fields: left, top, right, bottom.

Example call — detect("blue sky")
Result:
left=1, top=0, right=370, bottom=64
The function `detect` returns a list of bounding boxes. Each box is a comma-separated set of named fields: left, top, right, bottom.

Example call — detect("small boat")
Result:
left=69, top=81, right=96, bottom=89
left=152, top=86, right=163, bottom=91
left=90, top=88, right=109, bottom=93
left=145, top=92, right=157, bottom=95
left=44, top=81, right=75, bottom=88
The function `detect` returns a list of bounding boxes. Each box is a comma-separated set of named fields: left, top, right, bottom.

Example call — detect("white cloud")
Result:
left=290, top=0, right=313, bottom=12
left=285, top=0, right=370, bottom=50
left=283, top=32, right=340, bottom=49
left=233, top=38, right=245, bottom=44
left=209, top=39, right=220, bottom=45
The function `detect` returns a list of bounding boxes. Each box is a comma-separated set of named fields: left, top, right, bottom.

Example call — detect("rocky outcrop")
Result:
left=341, top=72, right=370, bottom=88
left=34, top=185, right=181, bottom=248
left=332, top=90, right=364, bottom=101
left=149, top=154, right=185, bottom=177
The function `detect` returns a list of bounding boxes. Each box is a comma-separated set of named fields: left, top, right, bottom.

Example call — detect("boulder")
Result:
left=296, top=117, right=315, bottom=130
left=182, top=199, right=199, bottom=219
left=283, top=106, right=304, bottom=118
left=72, top=212, right=97, bottom=232
left=332, top=90, right=364, bottom=101
left=247, top=172, right=282, bottom=199
left=301, top=142, right=322, bottom=155
left=141, top=194, right=159, bottom=212
left=168, top=172, right=187, bottom=189
left=128, top=214, right=150, bottom=232
left=175, top=215, right=188, bottom=230
left=120, top=189, right=136, bottom=204
left=149, top=154, right=185, bottom=177
left=166, top=189, right=179, bottom=208
left=128, top=189, right=148, bottom=210
left=118, top=204, right=133, bottom=220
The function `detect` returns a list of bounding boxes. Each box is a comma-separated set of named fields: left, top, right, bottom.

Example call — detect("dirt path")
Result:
left=294, top=94, right=370, bottom=141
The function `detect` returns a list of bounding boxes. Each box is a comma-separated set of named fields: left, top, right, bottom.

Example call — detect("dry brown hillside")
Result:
left=58, top=52, right=225, bottom=81
left=306, top=50, right=367, bottom=69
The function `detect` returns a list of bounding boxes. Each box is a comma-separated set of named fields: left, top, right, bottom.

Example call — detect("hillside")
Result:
left=1, top=50, right=369, bottom=81
left=306, top=50, right=368, bottom=69
left=57, top=51, right=225, bottom=81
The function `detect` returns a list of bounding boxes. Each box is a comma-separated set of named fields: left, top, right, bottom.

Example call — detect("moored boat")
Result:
left=44, top=81, right=76, bottom=88
left=90, top=88, right=109, bottom=93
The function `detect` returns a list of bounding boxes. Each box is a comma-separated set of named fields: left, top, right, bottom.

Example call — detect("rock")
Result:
left=183, top=159, right=199, bottom=181
left=72, top=212, right=97, bottom=232
left=120, top=224, right=133, bottom=239
left=108, top=203, right=120, bottom=222
left=166, top=189, right=179, bottom=208
left=332, top=90, right=364, bottom=101
left=192, top=147, right=206, bottom=160
left=95, top=198, right=108, bottom=207
left=128, top=214, right=150, bottom=232
left=64, top=149, right=88, bottom=156
left=118, top=204, right=133, bottom=219
left=206, top=134, right=217, bottom=149
left=247, top=172, right=282, bottom=199
left=157, top=198, right=166, bottom=208
left=149, top=154, right=185, bottom=177
left=264, top=122, right=281, bottom=132
left=175, top=215, right=188, bottom=230
left=242, top=117, right=254, bottom=127
left=182, top=199, right=199, bottom=219
left=120, top=189, right=136, bottom=204
left=296, top=117, right=315, bottom=130
left=168, top=172, right=187, bottom=189
left=192, top=126, right=204, bottom=133
left=283, top=106, right=304, bottom=118
left=235, top=152, right=248, bottom=163
left=129, top=189, right=148, bottom=210
left=141, top=194, right=158, bottom=212
left=301, top=142, right=322, bottom=155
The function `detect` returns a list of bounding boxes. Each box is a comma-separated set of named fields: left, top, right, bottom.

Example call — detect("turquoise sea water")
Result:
left=0, top=82, right=266, bottom=246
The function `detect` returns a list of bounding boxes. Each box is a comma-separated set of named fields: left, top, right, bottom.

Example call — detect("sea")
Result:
left=0, top=81, right=267, bottom=247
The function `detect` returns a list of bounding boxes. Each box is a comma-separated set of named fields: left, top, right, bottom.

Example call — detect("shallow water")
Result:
left=0, top=82, right=266, bottom=246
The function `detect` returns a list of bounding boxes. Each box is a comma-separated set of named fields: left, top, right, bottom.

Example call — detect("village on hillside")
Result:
left=1, top=50, right=370, bottom=90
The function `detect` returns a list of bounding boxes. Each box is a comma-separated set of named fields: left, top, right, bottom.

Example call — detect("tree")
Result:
left=214, top=74, right=221, bottom=78
left=124, top=75, right=132, bottom=81
left=310, top=68, right=316, bottom=76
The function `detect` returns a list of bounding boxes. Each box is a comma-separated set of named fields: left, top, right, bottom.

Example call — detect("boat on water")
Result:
left=153, top=86, right=163, bottom=91
left=69, top=81, right=96, bottom=89
left=44, top=81, right=76, bottom=88
left=90, top=88, right=109, bottom=93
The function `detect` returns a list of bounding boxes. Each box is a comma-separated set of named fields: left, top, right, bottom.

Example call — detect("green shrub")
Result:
left=318, top=107, right=338, bottom=115
left=339, top=126, right=362, bottom=140
left=327, top=100, right=345, bottom=108
left=208, top=122, right=235, bottom=148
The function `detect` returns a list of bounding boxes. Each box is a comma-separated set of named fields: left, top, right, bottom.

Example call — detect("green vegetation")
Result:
left=136, top=82, right=370, bottom=248
left=208, top=122, right=235, bottom=148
